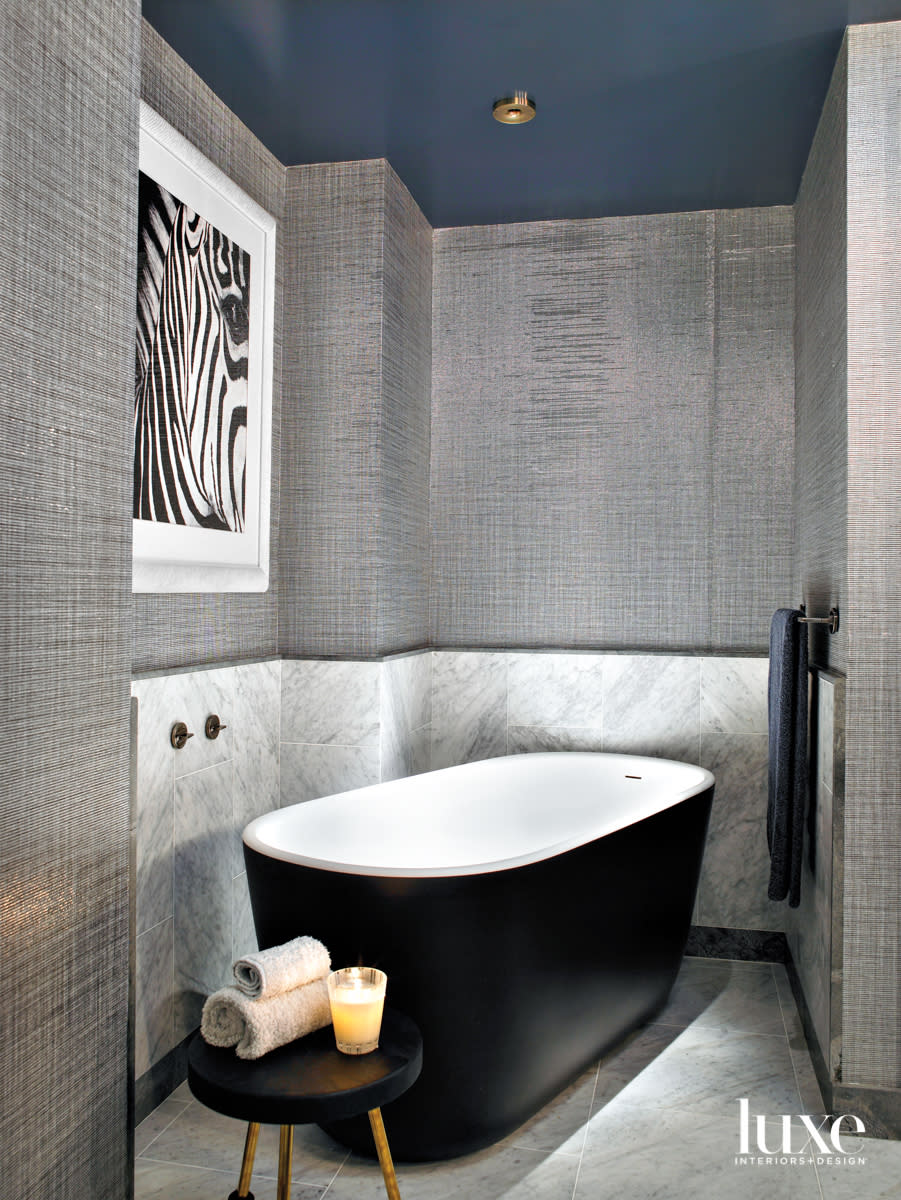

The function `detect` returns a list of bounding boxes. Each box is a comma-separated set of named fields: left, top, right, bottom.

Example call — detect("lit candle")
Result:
left=327, top=967, right=387, bottom=1055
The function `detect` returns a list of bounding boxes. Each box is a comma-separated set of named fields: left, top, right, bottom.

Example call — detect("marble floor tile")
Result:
left=134, top=952, right=901, bottom=1200
left=576, top=1103, right=821, bottom=1200
left=772, top=964, right=805, bottom=1040
left=592, top=1022, right=805, bottom=1119
left=501, top=1065, right=598, bottom=1156
left=135, top=1095, right=192, bottom=1157
left=137, top=1100, right=347, bottom=1188
left=322, top=1142, right=581, bottom=1200
left=658, top=958, right=788, bottom=1037
left=135, top=1158, right=325, bottom=1199
left=592, top=1023, right=686, bottom=1109
left=816, top=1132, right=901, bottom=1198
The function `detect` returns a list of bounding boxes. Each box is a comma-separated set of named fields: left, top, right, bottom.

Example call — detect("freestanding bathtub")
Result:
left=243, top=751, right=714, bottom=1161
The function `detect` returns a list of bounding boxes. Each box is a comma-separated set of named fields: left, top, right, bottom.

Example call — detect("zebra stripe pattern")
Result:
left=135, top=173, right=250, bottom=532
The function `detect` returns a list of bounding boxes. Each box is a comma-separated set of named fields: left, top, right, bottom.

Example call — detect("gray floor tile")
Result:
left=659, top=958, right=787, bottom=1036
left=501, top=1064, right=598, bottom=1155
left=816, top=1132, right=901, bottom=1198
left=323, top=1143, right=580, bottom=1200
left=137, top=1101, right=346, bottom=1187
left=576, top=1104, right=822, bottom=1200
left=772, top=962, right=806, bottom=1038
left=592, top=1022, right=685, bottom=1108
left=133, top=955, right=901, bottom=1200
left=135, top=1157, right=325, bottom=1199
left=135, top=1095, right=192, bottom=1156
left=592, top=1023, right=804, bottom=1118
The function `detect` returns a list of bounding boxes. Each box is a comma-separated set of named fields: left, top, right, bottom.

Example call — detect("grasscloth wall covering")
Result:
left=0, top=2, right=138, bottom=1196
left=794, top=38, right=848, bottom=677
left=379, top=170, right=432, bottom=651
left=134, top=21, right=284, bottom=673
left=281, top=160, right=431, bottom=656
left=842, top=20, right=901, bottom=1093
left=431, top=208, right=794, bottom=653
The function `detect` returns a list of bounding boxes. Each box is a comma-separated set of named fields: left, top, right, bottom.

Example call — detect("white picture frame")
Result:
left=133, top=101, right=275, bottom=593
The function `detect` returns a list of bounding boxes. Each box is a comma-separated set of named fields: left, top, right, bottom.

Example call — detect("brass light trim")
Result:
left=493, top=92, right=536, bottom=124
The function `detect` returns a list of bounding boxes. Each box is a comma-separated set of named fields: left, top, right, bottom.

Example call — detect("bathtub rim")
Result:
left=243, top=751, right=714, bottom=880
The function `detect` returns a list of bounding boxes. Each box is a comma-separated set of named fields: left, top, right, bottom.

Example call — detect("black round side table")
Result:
left=187, top=1008, right=422, bottom=1200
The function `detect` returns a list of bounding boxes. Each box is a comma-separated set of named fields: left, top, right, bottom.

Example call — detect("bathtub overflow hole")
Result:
left=625, top=774, right=642, bottom=779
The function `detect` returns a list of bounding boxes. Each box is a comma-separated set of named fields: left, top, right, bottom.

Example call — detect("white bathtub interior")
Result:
left=243, top=752, right=714, bottom=877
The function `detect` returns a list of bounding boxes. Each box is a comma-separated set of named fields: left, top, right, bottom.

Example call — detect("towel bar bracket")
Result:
left=798, top=605, right=839, bottom=635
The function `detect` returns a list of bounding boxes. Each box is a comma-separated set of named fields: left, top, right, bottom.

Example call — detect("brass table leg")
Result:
left=228, top=1121, right=260, bottom=1200
left=368, top=1108, right=401, bottom=1200
left=277, top=1124, right=294, bottom=1200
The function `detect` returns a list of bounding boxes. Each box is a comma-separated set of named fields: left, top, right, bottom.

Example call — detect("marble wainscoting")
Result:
left=131, top=659, right=281, bottom=1116
left=279, top=653, right=431, bottom=805
left=278, top=649, right=783, bottom=934
left=429, top=650, right=783, bottom=934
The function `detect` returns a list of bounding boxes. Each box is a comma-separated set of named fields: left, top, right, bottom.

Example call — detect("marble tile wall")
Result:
left=279, top=650, right=780, bottom=932
left=132, top=660, right=280, bottom=1080
left=428, top=650, right=780, bottom=932
left=278, top=655, right=431, bottom=803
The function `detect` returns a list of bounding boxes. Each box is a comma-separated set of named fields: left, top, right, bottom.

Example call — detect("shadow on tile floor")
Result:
left=135, top=957, right=901, bottom=1200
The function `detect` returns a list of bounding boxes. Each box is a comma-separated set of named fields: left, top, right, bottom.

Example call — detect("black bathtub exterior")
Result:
left=244, top=782, right=713, bottom=1161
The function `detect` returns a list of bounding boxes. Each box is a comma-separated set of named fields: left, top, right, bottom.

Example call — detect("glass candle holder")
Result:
left=327, top=967, right=387, bottom=1055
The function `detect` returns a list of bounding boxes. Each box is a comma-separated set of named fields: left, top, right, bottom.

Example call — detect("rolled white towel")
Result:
left=233, top=935, right=331, bottom=1000
left=201, top=977, right=331, bottom=1060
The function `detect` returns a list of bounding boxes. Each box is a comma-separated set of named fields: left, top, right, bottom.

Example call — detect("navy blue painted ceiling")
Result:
left=142, top=0, right=901, bottom=227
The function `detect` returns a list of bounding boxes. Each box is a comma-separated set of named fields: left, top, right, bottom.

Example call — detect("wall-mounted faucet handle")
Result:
left=204, top=714, right=228, bottom=740
left=170, top=721, right=194, bottom=750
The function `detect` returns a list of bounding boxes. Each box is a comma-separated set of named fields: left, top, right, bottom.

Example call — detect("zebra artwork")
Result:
left=135, top=172, right=251, bottom=532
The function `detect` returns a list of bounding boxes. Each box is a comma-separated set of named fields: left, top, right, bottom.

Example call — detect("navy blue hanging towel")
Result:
left=767, top=608, right=808, bottom=907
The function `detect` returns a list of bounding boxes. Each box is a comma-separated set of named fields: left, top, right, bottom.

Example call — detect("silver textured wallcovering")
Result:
left=0, top=1, right=139, bottom=1195
left=134, top=21, right=284, bottom=672
left=794, top=39, right=848, bottom=677
left=379, top=169, right=432, bottom=650
left=842, top=21, right=901, bottom=1091
left=280, top=160, right=431, bottom=656
left=431, top=209, right=794, bottom=652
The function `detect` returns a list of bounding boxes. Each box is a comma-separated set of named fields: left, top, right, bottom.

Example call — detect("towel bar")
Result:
left=798, top=605, right=839, bottom=634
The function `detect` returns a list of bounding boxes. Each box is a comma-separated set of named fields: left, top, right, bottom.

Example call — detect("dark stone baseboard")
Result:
left=829, top=1083, right=901, bottom=1140
left=783, top=946, right=901, bottom=1139
left=135, top=1031, right=195, bottom=1125
left=686, top=924, right=789, bottom=963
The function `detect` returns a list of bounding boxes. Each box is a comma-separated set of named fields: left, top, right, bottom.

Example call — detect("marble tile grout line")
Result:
left=568, top=1061, right=602, bottom=1200
left=136, top=1105, right=190, bottom=1159
left=318, top=1148, right=351, bottom=1196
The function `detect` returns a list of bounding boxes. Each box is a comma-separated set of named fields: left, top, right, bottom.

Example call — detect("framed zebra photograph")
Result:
left=133, top=102, right=275, bottom=592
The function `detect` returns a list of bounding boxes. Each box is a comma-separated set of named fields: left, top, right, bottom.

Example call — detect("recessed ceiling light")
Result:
left=493, top=91, right=536, bottom=124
